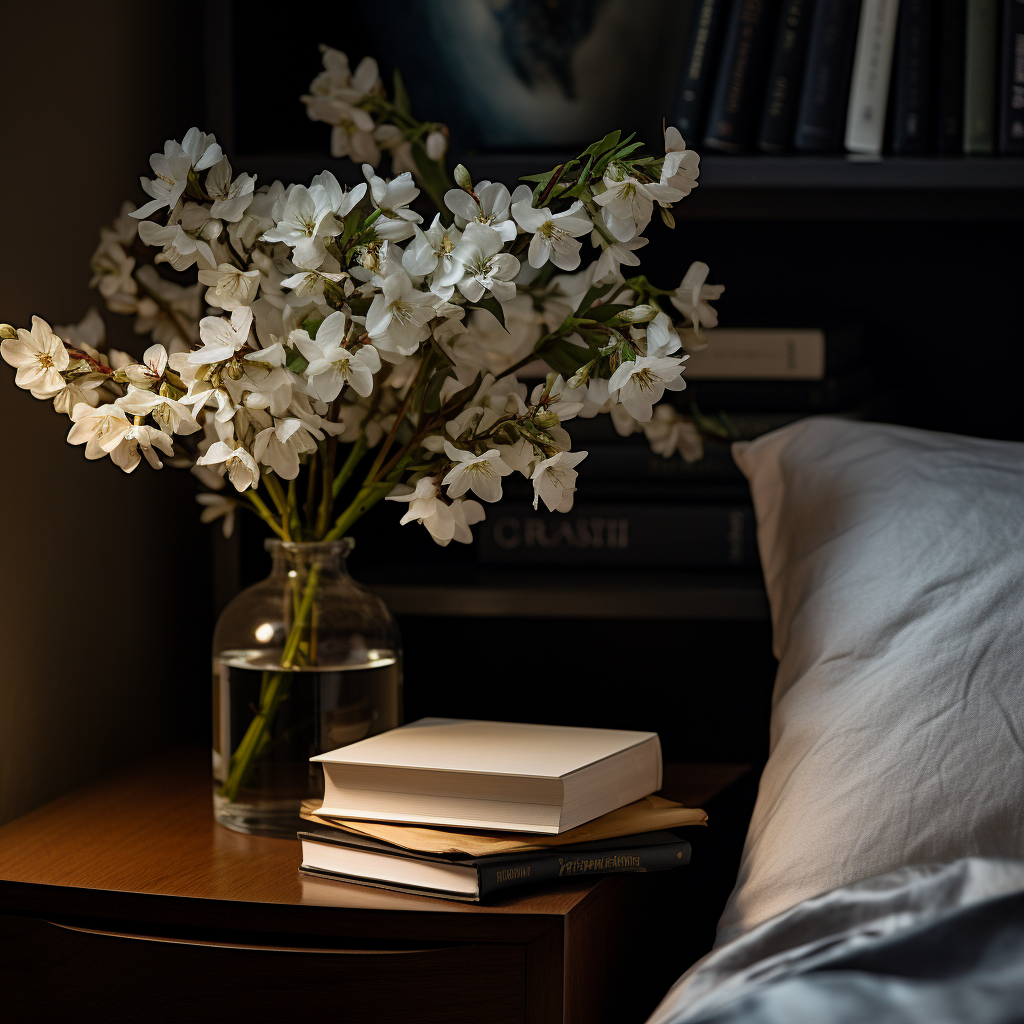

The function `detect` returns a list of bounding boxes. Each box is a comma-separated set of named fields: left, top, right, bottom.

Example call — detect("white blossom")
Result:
left=661, top=127, right=700, bottom=195
left=261, top=184, right=336, bottom=269
left=198, top=264, right=261, bottom=310
left=363, top=167, right=423, bottom=241
left=444, top=182, right=521, bottom=243
left=365, top=270, right=436, bottom=357
left=132, top=128, right=222, bottom=219
left=642, top=404, right=704, bottom=462
left=1, top=316, right=68, bottom=394
left=593, top=232, right=649, bottom=281
left=295, top=311, right=380, bottom=401
left=66, top=402, right=132, bottom=459
left=438, top=222, right=521, bottom=302
left=511, top=199, right=591, bottom=271
left=670, top=261, right=723, bottom=332
left=608, top=354, right=687, bottom=420
left=531, top=450, right=588, bottom=512
left=441, top=441, right=512, bottom=502
left=592, top=170, right=683, bottom=240
left=205, top=156, right=257, bottom=222
left=116, top=388, right=200, bottom=436
left=196, top=492, right=239, bottom=538
left=196, top=440, right=260, bottom=491
left=253, top=418, right=320, bottom=479
left=189, top=307, right=254, bottom=364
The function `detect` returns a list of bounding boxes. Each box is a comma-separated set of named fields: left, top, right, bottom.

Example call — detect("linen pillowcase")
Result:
left=717, top=417, right=1024, bottom=946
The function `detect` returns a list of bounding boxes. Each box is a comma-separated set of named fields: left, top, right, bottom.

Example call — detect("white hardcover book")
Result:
left=845, top=0, right=901, bottom=155
left=684, top=329, right=827, bottom=380
left=311, top=718, right=663, bottom=834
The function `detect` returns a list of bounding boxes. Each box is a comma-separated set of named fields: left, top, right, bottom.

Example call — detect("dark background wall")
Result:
left=0, top=8, right=209, bottom=824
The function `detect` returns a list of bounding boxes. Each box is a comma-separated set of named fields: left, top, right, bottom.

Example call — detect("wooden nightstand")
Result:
left=0, top=751, right=750, bottom=1023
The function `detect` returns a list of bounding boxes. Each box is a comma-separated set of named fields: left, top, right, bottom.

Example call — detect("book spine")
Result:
left=891, top=0, right=933, bottom=153
left=794, top=0, right=865, bottom=151
left=704, top=0, right=782, bottom=152
left=477, top=504, right=757, bottom=567
left=999, top=0, right=1024, bottom=151
left=934, top=0, right=967, bottom=152
left=673, top=0, right=733, bottom=143
left=845, top=0, right=901, bottom=154
left=580, top=443, right=744, bottom=484
left=758, top=0, right=817, bottom=152
left=964, top=0, right=1000, bottom=153
left=477, top=839, right=692, bottom=898
left=677, top=365, right=873, bottom=412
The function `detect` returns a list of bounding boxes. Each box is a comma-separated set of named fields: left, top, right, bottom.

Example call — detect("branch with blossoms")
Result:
left=1, top=45, right=726, bottom=554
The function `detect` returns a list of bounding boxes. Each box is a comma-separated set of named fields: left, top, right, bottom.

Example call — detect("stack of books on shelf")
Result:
left=477, top=326, right=869, bottom=570
left=299, top=718, right=704, bottom=902
left=675, top=0, right=1024, bottom=157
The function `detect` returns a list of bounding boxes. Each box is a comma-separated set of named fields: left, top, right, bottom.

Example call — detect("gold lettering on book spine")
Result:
left=557, top=854, right=642, bottom=876
left=495, top=865, right=531, bottom=883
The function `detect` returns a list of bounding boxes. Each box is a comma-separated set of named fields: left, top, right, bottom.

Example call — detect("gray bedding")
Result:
left=647, top=858, right=1024, bottom=1024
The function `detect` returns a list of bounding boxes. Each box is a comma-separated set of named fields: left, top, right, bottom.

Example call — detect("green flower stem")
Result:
left=217, top=563, right=322, bottom=804
left=245, top=492, right=285, bottom=539
left=332, top=437, right=368, bottom=498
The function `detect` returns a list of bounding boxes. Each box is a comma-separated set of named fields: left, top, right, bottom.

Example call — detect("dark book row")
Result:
left=674, top=0, right=1024, bottom=156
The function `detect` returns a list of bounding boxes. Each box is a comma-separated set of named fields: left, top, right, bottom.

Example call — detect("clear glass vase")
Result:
left=212, top=539, right=402, bottom=837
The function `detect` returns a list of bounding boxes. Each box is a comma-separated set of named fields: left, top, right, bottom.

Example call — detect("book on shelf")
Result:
left=578, top=441, right=745, bottom=484
left=794, top=0, right=864, bottom=152
left=683, top=327, right=865, bottom=380
left=965, top=0, right=1000, bottom=153
left=999, top=0, right=1024, bottom=153
left=567, top=410, right=807, bottom=445
left=679, top=364, right=874, bottom=413
left=703, top=0, right=782, bottom=152
left=673, top=0, right=732, bottom=143
left=935, top=0, right=968, bottom=153
left=477, top=502, right=757, bottom=568
left=891, top=0, right=934, bottom=154
left=311, top=718, right=663, bottom=834
left=299, top=828, right=691, bottom=902
left=845, top=0, right=901, bottom=155
left=758, top=0, right=817, bottom=152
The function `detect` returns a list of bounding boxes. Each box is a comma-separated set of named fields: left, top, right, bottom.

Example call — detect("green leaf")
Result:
left=582, top=130, right=621, bottom=160
left=392, top=68, right=412, bottom=117
left=582, top=303, right=633, bottom=323
left=543, top=338, right=596, bottom=377
left=300, top=316, right=324, bottom=337
left=324, top=235, right=346, bottom=263
left=519, top=170, right=555, bottom=184
left=286, top=350, right=309, bottom=374
left=573, top=282, right=613, bottom=317
left=323, top=279, right=347, bottom=309
left=611, top=141, right=644, bottom=161
left=468, top=295, right=507, bottom=331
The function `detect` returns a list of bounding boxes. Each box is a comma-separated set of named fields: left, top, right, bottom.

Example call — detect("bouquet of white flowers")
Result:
left=1, top=46, right=723, bottom=551
left=1, top=49, right=727, bottom=815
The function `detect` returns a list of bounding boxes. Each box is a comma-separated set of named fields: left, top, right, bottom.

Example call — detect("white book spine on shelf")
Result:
left=684, top=329, right=827, bottom=380
left=845, top=0, right=902, bottom=154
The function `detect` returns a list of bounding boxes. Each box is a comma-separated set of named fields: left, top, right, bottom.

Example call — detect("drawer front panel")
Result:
left=0, top=915, right=526, bottom=1023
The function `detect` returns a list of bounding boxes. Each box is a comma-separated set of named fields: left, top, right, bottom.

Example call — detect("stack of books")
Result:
left=675, top=0, right=1024, bottom=157
left=476, top=326, right=869, bottom=570
left=300, top=718, right=705, bottom=902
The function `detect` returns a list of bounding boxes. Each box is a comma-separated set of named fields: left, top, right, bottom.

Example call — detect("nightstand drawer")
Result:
left=0, top=914, right=527, bottom=1023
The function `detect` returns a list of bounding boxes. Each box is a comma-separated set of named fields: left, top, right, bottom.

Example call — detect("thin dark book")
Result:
left=794, top=0, right=864, bottom=151
left=758, top=0, right=818, bottom=152
left=964, top=0, right=999, bottom=154
left=704, top=0, right=782, bottom=152
left=934, top=0, right=968, bottom=153
left=299, top=828, right=692, bottom=902
left=891, top=0, right=933, bottom=153
left=999, top=0, right=1024, bottom=152
left=477, top=503, right=757, bottom=567
left=673, top=0, right=733, bottom=142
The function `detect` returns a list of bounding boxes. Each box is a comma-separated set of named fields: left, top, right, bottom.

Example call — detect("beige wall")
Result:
left=0, top=8, right=210, bottom=823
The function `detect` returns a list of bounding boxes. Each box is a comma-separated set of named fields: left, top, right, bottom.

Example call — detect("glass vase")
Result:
left=212, top=539, right=402, bottom=837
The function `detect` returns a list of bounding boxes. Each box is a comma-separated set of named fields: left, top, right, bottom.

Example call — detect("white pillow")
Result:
left=717, top=418, right=1024, bottom=946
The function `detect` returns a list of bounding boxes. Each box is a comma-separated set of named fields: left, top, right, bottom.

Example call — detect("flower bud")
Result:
left=426, top=130, right=448, bottom=161
left=617, top=304, right=658, bottom=324
left=453, top=164, right=473, bottom=191
left=225, top=359, right=244, bottom=380
left=0, top=324, right=18, bottom=340
left=534, top=410, right=560, bottom=430
left=660, top=207, right=676, bottom=229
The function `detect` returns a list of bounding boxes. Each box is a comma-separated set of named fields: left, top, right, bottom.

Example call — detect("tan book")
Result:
left=311, top=718, right=663, bottom=834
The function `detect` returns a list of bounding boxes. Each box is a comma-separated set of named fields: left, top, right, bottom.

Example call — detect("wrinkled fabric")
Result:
left=718, top=419, right=1024, bottom=944
left=647, top=857, right=1024, bottom=1024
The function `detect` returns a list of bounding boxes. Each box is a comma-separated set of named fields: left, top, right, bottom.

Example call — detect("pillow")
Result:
left=717, top=417, right=1024, bottom=946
